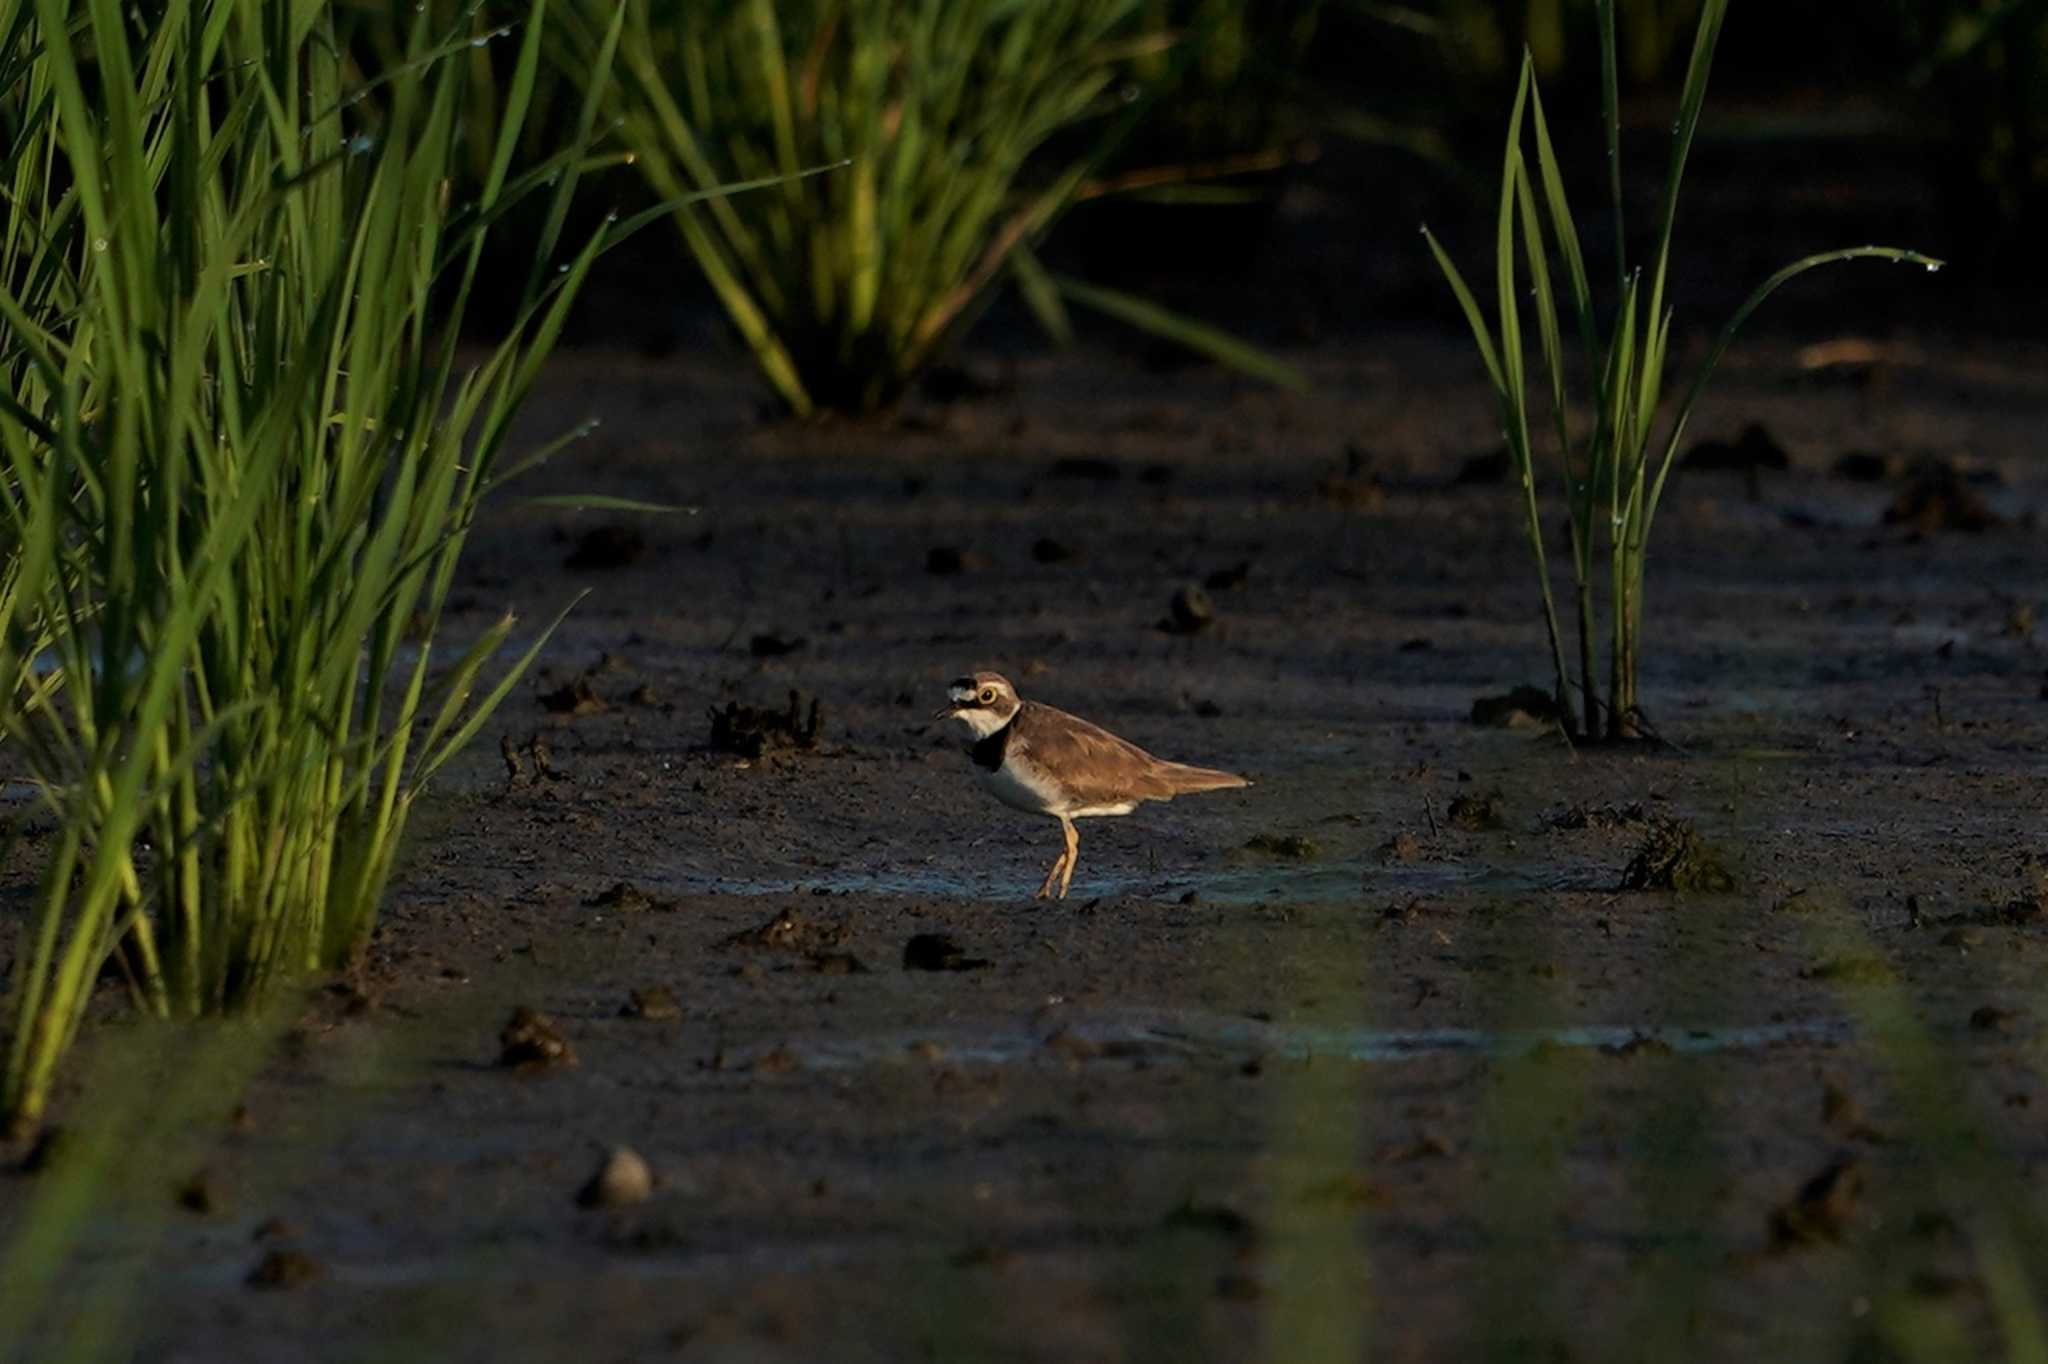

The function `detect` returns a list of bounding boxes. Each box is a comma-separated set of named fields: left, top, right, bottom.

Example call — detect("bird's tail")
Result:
left=1157, top=761, right=1250, bottom=794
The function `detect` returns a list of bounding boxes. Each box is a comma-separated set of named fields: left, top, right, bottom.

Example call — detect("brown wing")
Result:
left=1015, top=702, right=1247, bottom=807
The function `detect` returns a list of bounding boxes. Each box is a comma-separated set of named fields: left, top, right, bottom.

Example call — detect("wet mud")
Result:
left=3, top=330, right=2047, bottom=1362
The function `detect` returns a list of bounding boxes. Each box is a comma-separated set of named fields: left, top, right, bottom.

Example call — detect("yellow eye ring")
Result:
left=979, top=688, right=996, bottom=704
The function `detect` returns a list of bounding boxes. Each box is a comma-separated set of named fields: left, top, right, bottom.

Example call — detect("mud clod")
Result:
left=1884, top=458, right=2002, bottom=533
left=1471, top=686, right=1562, bottom=729
left=1243, top=832, right=1321, bottom=860
left=1822, top=1083, right=1882, bottom=1141
left=247, top=1248, right=322, bottom=1290
left=176, top=1168, right=222, bottom=1215
left=499, top=1007, right=577, bottom=1071
left=1830, top=450, right=1895, bottom=482
left=1032, top=537, right=1076, bottom=564
left=564, top=523, right=645, bottom=571
left=1683, top=422, right=1789, bottom=473
left=586, top=881, right=669, bottom=913
left=926, top=545, right=983, bottom=575
left=621, top=987, right=682, bottom=1021
left=1315, top=473, right=1387, bottom=510
left=1798, top=955, right=1894, bottom=986
left=1204, top=561, right=1251, bottom=591
left=1553, top=802, right=1647, bottom=830
left=1160, top=1199, right=1261, bottom=1249
left=1970, top=1005, right=2019, bottom=1033
left=1445, top=791, right=1506, bottom=832
left=1620, top=818, right=1736, bottom=893
left=540, top=675, right=607, bottom=715
left=578, top=1148, right=655, bottom=1208
left=1453, top=447, right=1511, bottom=485
left=1162, top=584, right=1216, bottom=634
left=1378, top=831, right=1424, bottom=864
left=707, top=691, right=821, bottom=759
left=1048, top=456, right=1120, bottom=482
left=1774, top=886, right=1848, bottom=915
left=903, top=934, right=991, bottom=971
left=723, top=909, right=849, bottom=954
left=1769, top=1157, right=1863, bottom=1248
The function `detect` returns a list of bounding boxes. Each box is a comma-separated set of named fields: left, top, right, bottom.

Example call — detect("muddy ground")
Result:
left=3, top=324, right=2048, bottom=1362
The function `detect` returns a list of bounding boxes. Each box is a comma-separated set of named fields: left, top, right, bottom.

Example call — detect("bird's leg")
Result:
left=1056, top=818, right=1079, bottom=900
left=1035, top=840, right=1068, bottom=899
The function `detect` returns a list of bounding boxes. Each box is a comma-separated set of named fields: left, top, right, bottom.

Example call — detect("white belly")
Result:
left=974, top=758, right=1135, bottom=819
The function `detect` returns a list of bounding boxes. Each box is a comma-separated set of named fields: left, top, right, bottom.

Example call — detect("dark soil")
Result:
left=3, top=329, right=2047, bottom=1363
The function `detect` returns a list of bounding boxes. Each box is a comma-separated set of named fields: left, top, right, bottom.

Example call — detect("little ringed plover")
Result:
left=936, top=672, right=1250, bottom=900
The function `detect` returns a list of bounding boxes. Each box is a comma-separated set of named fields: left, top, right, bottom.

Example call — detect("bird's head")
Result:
left=934, top=671, right=1020, bottom=738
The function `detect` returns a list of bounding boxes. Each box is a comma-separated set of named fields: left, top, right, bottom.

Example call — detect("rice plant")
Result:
left=568, top=0, right=1300, bottom=417
left=0, top=0, right=643, bottom=1135
left=1422, top=0, right=1939, bottom=741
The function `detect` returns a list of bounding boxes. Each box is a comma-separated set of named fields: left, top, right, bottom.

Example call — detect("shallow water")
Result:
left=763, top=1008, right=1849, bottom=1070
left=656, top=859, right=1557, bottom=906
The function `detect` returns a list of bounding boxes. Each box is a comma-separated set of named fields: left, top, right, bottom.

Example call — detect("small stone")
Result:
left=577, top=1148, right=655, bottom=1208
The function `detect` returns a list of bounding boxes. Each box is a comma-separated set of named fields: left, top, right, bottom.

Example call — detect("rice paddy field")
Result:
left=3, top=1, right=2047, bottom=1361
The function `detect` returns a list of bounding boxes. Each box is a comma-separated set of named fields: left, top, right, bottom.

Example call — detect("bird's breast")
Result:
left=975, top=753, right=1064, bottom=816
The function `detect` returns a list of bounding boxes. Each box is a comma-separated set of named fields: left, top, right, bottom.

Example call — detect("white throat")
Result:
left=947, top=706, right=1011, bottom=740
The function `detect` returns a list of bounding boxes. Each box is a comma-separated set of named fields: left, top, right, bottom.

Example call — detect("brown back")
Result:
left=1013, top=701, right=1247, bottom=807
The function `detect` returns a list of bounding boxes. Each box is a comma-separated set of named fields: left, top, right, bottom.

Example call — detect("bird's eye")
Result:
left=978, top=688, right=996, bottom=704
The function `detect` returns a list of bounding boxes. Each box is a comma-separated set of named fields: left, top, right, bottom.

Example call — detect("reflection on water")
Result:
left=766, top=1008, right=1846, bottom=1070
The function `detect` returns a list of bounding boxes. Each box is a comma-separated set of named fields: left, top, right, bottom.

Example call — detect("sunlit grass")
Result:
left=1422, top=0, right=1939, bottom=740
left=0, top=0, right=647, bottom=1134
left=571, top=0, right=1303, bottom=416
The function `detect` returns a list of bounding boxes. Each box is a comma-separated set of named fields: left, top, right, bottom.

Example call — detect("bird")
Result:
left=934, top=671, right=1250, bottom=900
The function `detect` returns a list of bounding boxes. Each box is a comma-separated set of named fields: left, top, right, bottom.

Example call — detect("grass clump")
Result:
left=1423, top=0, right=1938, bottom=740
left=0, top=0, right=645, bottom=1134
left=572, top=0, right=1301, bottom=416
